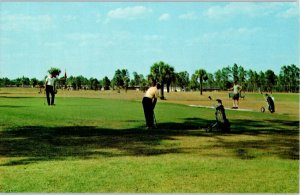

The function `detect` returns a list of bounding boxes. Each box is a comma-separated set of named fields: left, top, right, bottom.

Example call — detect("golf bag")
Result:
left=261, top=94, right=275, bottom=113
left=207, top=100, right=230, bottom=132
left=266, top=96, right=275, bottom=113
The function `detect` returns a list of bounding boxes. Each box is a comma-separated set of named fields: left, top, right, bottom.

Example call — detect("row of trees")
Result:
left=1, top=63, right=299, bottom=98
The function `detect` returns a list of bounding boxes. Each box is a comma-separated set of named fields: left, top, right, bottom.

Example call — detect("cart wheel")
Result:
left=261, top=107, right=265, bottom=112
left=205, top=126, right=210, bottom=132
left=206, top=124, right=212, bottom=132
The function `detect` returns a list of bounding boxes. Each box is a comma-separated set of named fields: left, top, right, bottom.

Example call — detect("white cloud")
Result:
left=203, top=3, right=299, bottom=19
left=107, top=6, right=152, bottom=20
left=0, top=14, right=54, bottom=31
left=179, top=12, right=197, bottom=20
left=204, top=3, right=256, bottom=18
left=159, top=13, right=170, bottom=21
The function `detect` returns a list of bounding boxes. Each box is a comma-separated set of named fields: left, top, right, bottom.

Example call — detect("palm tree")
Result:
left=165, top=66, right=175, bottom=93
left=195, top=69, right=208, bottom=95
left=150, top=61, right=172, bottom=99
left=176, top=71, right=189, bottom=91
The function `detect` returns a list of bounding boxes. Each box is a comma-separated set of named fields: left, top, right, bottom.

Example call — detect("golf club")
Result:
left=43, top=90, right=46, bottom=105
left=153, top=112, right=157, bottom=128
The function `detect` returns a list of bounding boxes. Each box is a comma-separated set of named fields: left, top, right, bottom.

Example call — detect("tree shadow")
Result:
left=0, top=125, right=188, bottom=166
left=0, top=105, right=28, bottom=108
left=0, top=96, right=35, bottom=98
left=0, top=117, right=298, bottom=166
left=215, top=119, right=299, bottom=160
left=230, top=119, right=299, bottom=134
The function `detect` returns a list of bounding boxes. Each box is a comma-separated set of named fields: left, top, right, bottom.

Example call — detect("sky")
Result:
left=0, top=2, right=299, bottom=80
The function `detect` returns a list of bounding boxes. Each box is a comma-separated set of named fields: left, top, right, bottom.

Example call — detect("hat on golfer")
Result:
left=216, top=99, right=222, bottom=104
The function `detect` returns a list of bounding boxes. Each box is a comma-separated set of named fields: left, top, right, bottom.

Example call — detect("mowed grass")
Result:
left=0, top=88, right=299, bottom=192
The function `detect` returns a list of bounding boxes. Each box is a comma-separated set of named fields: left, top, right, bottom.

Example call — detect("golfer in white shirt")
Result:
left=45, top=74, right=57, bottom=106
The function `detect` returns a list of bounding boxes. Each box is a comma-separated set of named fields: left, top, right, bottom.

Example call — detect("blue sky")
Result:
left=0, top=2, right=299, bottom=80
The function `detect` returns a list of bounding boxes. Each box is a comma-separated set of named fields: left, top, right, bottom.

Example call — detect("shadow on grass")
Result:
left=220, top=119, right=299, bottom=160
left=0, top=117, right=298, bottom=166
left=0, top=105, right=29, bottom=108
left=0, top=125, right=186, bottom=166
left=0, top=96, right=35, bottom=98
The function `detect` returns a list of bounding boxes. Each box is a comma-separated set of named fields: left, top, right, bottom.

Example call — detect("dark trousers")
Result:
left=46, top=85, right=55, bottom=105
left=142, top=97, right=154, bottom=127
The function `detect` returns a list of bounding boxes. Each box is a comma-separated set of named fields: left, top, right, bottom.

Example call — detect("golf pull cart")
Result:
left=261, top=94, right=275, bottom=113
left=206, top=99, right=230, bottom=133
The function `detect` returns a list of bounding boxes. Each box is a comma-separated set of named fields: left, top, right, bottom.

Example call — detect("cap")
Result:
left=216, top=99, right=222, bottom=104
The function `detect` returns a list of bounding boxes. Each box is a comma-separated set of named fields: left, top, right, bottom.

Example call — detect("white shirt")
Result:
left=45, top=76, right=56, bottom=86
left=233, top=84, right=241, bottom=94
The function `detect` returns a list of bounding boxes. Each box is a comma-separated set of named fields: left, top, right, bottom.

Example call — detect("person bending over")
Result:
left=142, top=83, right=161, bottom=129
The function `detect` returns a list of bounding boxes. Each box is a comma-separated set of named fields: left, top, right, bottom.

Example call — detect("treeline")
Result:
left=1, top=63, right=299, bottom=96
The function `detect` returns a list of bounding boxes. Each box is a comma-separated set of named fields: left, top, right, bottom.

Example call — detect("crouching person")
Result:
left=142, top=83, right=161, bottom=129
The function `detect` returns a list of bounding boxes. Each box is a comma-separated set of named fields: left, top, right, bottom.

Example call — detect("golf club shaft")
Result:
left=153, top=112, right=157, bottom=127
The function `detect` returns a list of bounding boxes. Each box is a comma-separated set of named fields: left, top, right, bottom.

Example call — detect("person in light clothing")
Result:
left=45, top=73, right=57, bottom=106
left=142, top=83, right=161, bottom=129
left=230, top=81, right=242, bottom=109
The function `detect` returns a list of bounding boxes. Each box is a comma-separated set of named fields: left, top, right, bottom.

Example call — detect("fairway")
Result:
left=0, top=88, right=299, bottom=192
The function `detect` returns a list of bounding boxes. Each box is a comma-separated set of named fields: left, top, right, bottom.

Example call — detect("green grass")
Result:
left=0, top=88, right=299, bottom=192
